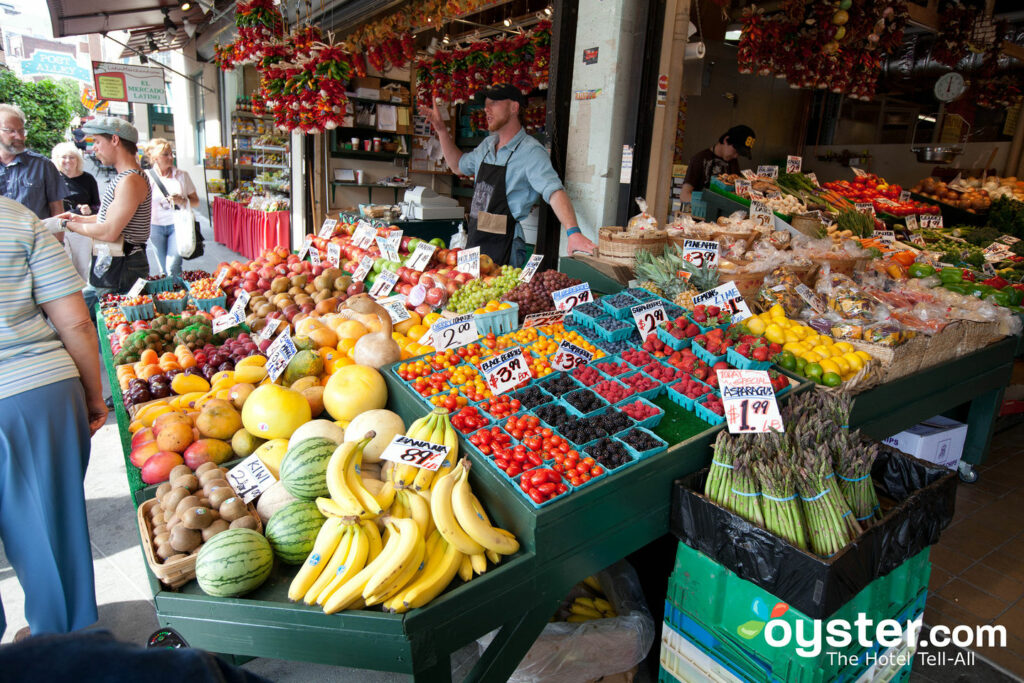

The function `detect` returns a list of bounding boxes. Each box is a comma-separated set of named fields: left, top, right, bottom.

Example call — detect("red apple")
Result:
left=445, top=250, right=459, bottom=266
left=347, top=282, right=365, bottom=296
left=242, top=281, right=259, bottom=292
left=257, top=277, right=271, bottom=290
left=425, top=287, right=446, bottom=306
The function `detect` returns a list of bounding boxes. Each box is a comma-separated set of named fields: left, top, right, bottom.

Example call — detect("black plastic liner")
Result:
left=669, top=445, right=957, bottom=619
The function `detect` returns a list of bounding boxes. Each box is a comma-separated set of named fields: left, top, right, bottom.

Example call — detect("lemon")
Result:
left=745, top=317, right=766, bottom=335
left=792, top=326, right=811, bottom=339
left=820, top=335, right=835, bottom=345
left=769, top=304, right=786, bottom=319
left=812, top=345, right=833, bottom=358
left=834, top=341, right=854, bottom=354
left=803, top=334, right=820, bottom=346
left=854, top=351, right=872, bottom=363
left=782, top=342, right=802, bottom=353
left=819, top=359, right=841, bottom=376
left=843, top=353, right=864, bottom=372
left=784, top=331, right=800, bottom=343
left=831, top=357, right=850, bottom=374
left=764, top=324, right=786, bottom=345
left=802, top=352, right=822, bottom=364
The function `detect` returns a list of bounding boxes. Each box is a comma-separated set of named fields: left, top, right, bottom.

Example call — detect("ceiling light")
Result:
left=148, top=34, right=159, bottom=52
left=180, top=1, right=191, bottom=10
left=544, top=7, right=552, bottom=15
left=918, top=115, right=937, bottom=123
left=442, top=35, right=450, bottom=45
left=503, top=18, right=511, bottom=27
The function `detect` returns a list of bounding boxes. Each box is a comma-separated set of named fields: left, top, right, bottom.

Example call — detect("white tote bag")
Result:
left=174, top=208, right=197, bottom=258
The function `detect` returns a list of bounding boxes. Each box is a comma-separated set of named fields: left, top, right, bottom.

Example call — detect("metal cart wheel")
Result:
left=958, top=461, right=978, bottom=483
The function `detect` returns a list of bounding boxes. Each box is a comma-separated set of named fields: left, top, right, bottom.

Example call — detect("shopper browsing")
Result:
left=50, top=142, right=100, bottom=281
left=422, top=85, right=595, bottom=266
left=144, top=138, right=199, bottom=278
left=56, top=117, right=152, bottom=312
left=679, top=125, right=756, bottom=203
left=0, top=196, right=104, bottom=642
left=0, top=103, right=68, bottom=219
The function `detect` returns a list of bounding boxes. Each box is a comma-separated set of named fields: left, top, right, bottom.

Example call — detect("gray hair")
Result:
left=51, top=141, right=84, bottom=175
left=0, top=103, right=26, bottom=125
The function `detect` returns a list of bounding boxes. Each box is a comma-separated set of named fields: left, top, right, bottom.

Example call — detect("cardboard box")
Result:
left=881, top=416, right=967, bottom=471
left=352, top=76, right=380, bottom=100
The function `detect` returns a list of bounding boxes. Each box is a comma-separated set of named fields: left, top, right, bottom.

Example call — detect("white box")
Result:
left=881, top=416, right=967, bottom=470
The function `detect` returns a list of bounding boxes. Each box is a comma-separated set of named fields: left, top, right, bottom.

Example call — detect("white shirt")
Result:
left=147, top=168, right=196, bottom=226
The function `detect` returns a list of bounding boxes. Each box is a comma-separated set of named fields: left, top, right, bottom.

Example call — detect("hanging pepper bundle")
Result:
left=530, top=19, right=552, bottom=88
left=932, top=0, right=978, bottom=67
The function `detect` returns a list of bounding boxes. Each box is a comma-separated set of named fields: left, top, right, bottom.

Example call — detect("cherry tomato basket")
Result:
left=473, top=302, right=519, bottom=337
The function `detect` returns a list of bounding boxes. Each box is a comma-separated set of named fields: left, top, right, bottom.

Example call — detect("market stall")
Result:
left=212, top=196, right=291, bottom=260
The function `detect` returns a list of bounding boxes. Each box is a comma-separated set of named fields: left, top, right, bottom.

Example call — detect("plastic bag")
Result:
left=757, top=267, right=806, bottom=318
left=627, top=198, right=658, bottom=232
left=475, top=561, right=655, bottom=683
left=451, top=222, right=468, bottom=249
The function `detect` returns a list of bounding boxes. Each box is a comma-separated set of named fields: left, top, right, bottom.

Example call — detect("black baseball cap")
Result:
left=722, top=125, right=756, bottom=158
left=475, top=84, right=528, bottom=109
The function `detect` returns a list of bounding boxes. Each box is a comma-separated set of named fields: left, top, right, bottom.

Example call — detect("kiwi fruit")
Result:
left=219, top=497, right=247, bottom=522
left=229, top=515, right=258, bottom=530
left=165, top=514, right=180, bottom=529
left=182, top=506, right=214, bottom=530
left=155, top=483, right=172, bottom=500
left=203, top=478, right=230, bottom=497
left=198, top=469, right=223, bottom=486
left=169, top=525, right=202, bottom=553
left=161, top=487, right=189, bottom=514
left=152, top=524, right=167, bottom=537
left=172, top=474, right=199, bottom=492
left=156, top=543, right=176, bottom=561
left=165, top=554, right=188, bottom=563
left=202, top=519, right=230, bottom=542
left=169, top=465, right=192, bottom=481
left=151, top=510, right=166, bottom=526
left=208, top=487, right=234, bottom=509
left=153, top=532, right=170, bottom=547
left=175, top=495, right=201, bottom=517
left=195, top=462, right=219, bottom=475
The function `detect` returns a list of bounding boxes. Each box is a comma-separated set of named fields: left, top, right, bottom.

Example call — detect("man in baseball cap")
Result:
left=80, top=116, right=139, bottom=145
left=680, top=124, right=756, bottom=203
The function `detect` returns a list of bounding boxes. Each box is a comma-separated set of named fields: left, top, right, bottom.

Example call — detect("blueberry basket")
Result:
left=594, top=339, right=632, bottom=355
left=562, top=389, right=610, bottom=419
left=623, top=287, right=658, bottom=302
left=619, top=426, right=668, bottom=460
left=154, top=296, right=188, bottom=314
left=656, top=324, right=692, bottom=351
left=514, top=468, right=572, bottom=509
left=613, top=396, right=665, bottom=429
left=726, top=346, right=773, bottom=371
left=144, top=276, right=175, bottom=294
left=694, top=394, right=726, bottom=426
left=569, top=302, right=606, bottom=331
left=474, top=302, right=519, bottom=337
left=619, top=370, right=662, bottom=400
left=593, top=317, right=634, bottom=343
left=120, top=301, right=155, bottom=322
left=692, top=340, right=728, bottom=366
left=190, top=295, right=226, bottom=313
left=600, top=293, right=640, bottom=321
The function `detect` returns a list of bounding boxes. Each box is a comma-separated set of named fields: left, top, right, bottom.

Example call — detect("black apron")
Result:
left=468, top=139, right=524, bottom=264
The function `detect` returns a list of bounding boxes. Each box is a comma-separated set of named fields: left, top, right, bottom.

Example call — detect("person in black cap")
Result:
left=680, top=125, right=756, bottom=203
left=422, top=84, right=595, bottom=266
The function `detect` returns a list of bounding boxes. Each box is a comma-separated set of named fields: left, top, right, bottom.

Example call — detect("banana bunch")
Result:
left=391, top=407, right=457, bottom=491
left=320, top=431, right=395, bottom=519
left=387, top=488, right=433, bottom=538
left=287, top=517, right=382, bottom=605
left=567, top=596, right=617, bottom=623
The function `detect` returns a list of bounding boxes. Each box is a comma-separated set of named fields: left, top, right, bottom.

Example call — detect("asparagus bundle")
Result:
left=794, top=449, right=863, bottom=557
left=754, top=457, right=808, bottom=550
left=836, top=439, right=882, bottom=525
left=731, top=447, right=765, bottom=529
left=705, top=431, right=735, bottom=507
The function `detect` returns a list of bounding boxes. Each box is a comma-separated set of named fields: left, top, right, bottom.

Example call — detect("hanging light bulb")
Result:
left=503, top=18, right=511, bottom=27
left=544, top=7, right=552, bottom=16
left=180, top=1, right=192, bottom=10
left=442, top=35, right=450, bottom=44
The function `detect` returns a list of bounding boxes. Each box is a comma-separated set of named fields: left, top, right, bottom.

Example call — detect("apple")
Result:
left=414, top=303, right=432, bottom=317
left=400, top=236, right=414, bottom=251
left=312, top=264, right=326, bottom=276
left=445, top=280, right=459, bottom=296
left=397, top=283, right=412, bottom=296
left=425, top=286, right=446, bottom=307
left=286, top=254, right=299, bottom=265
left=257, top=277, right=271, bottom=291
left=258, top=266, right=275, bottom=280
left=243, top=271, right=259, bottom=282
left=347, top=281, right=365, bottom=296
left=242, top=280, right=259, bottom=292
left=445, top=250, right=459, bottom=267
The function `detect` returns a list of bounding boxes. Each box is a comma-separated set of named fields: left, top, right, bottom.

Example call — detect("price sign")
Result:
left=851, top=167, right=867, bottom=178
left=387, top=231, right=403, bottom=254
left=327, top=242, right=341, bottom=267
left=921, top=214, right=943, bottom=229
left=298, top=235, right=313, bottom=260
left=630, top=300, right=666, bottom=340
left=873, top=229, right=896, bottom=246
left=756, top=165, right=778, bottom=179
left=764, top=190, right=782, bottom=200
left=682, top=239, right=719, bottom=269
left=904, top=214, right=919, bottom=232
left=227, top=454, right=277, bottom=504
left=369, top=270, right=399, bottom=299
left=377, top=295, right=411, bottom=324
left=748, top=188, right=766, bottom=200
left=213, top=267, right=228, bottom=289
left=127, top=278, right=147, bottom=298
left=910, top=233, right=927, bottom=247
left=422, top=314, right=476, bottom=351
left=550, top=339, right=593, bottom=371
left=855, top=202, right=876, bottom=216
left=213, top=310, right=243, bottom=333
left=691, top=281, right=752, bottom=322
left=982, top=242, right=1011, bottom=263
left=352, top=221, right=376, bottom=249
left=481, top=347, right=532, bottom=395
left=741, top=169, right=757, bottom=180
left=999, top=234, right=1020, bottom=245
left=520, top=253, right=543, bottom=282
left=899, top=191, right=911, bottom=203
left=522, top=310, right=566, bottom=328
left=718, top=370, right=784, bottom=434
left=750, top=201, right=773, bottom=229
left=786, top=155, right=802, bottom=173
left=405, top=242, right=436, bottom=271
left=734, top=179, right=751, bottom=197
left=806, top=172, right=820, bottom=187
left=795, top=283, right=826, bottom=314
left=257, top=318, right=283, bottom=342
left=352, top=256, right=374, bottom=282
left=376, top=235, right=399, bottom=262
left=551, top=283, right=592, bottom=311
left=318, top=218, right=338, bottom=239
left=309, top=246, right=322, bottom=266
left=265, top=330, right=297, bottom=382
left=456, top=247, right=480, bottom=278
left=378, top=434, right=450, bottom=472
left=983, top=262, right=998, bottom=277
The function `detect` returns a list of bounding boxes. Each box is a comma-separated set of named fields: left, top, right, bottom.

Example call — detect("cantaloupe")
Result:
left=344, top=409, right=405, bottom=463
left=288, top=419, right=346, bottom=450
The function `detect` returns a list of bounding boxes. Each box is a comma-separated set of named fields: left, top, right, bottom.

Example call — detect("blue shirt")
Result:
left=0, top=150, right=68, bottom=219
left=458, top=128, right=564, bottom=232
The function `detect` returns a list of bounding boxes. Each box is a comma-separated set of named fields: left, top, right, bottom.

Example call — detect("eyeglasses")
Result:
left=0, top=127, right=26, bottom=136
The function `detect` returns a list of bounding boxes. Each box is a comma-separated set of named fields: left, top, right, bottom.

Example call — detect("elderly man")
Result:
left=0, top=104, right=67, bottom=219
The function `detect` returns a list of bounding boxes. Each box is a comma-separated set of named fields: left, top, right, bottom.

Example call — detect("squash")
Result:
left=340, top=295, right=401, bottom=369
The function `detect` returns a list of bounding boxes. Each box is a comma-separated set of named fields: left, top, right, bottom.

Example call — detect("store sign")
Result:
left=983, top=243, right=1012, bottom=262
left=21, top=50, right=92, bottom=85
left=92, top=61, right=167, bottom=104
left=227, top=454, right=277, bottom=504
left=551, top=283, right=592, bottom=311
left=735, top=179, right=751, bottom=197
left=376, top=236, right=399, bottom=262
left=352, top=222, right=375, bottom=249
left=683, top=239, right=719, bottom=269
left=309, top=247, right=321, bottom=266
left=318, top=218, right=338, bottom=238
left=265, top=330, right=297, bottom=382
left=855, top=202, right=876, bottom=216
left=691, top=282, right=752, bottom=321
left=741, top=169, right=757, bottom=180
left=921, top=214, right=943, bottom=229
left=369, top=270, right=398, bottom=298
left=257, top=318, right=284, bottom=343
left=522, top=310, right=566, bottom=328
left=481, top=347, right=532, bottom=395
left=899, top=191, right=911, bottom=203
left=806, top=172, right=820, bottom=187
left=550, top=340, right=593, bottom=371
left=378, top=435, right=450, bottom=471
left=630, top=300, right=666, bottom=340
left=377, top=295, right=411, bottom=323
left=520, top=254, right=543, bottom=282
left=786, top=155, right=802, bottom=173
left=851, top=167, right=868, bottom=178
left=213, top=267, right=228, bottom=289
left=873, top=230, right=896, bottom=247
left=456, top=247, right=480, bottom=278
left=904, top=215, right=919, bottom=232
left=352, top=256, right=374, bottom=282
left=718, top=370, right=784, bottom=434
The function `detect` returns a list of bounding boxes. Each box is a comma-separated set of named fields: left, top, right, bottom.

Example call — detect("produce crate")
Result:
left=145, top=276, right=176, bottom=293
left=593, top=318, right=635, bottom=343
left=614, top=396, right=665, bottom=429
left=670, top=447, right=956, bottom=619
left=155, top=296, right=189, bottom=314
left=726, top=347, right=773, bottom=371
left=601, top=293, right=641, bottom=320
left=692, top=341, right=727, bottom=366
left=569, top=302, right=607, bottom=330
left=663, top=541, right=928, bottom=683
left=622, top=287, right=658, bottom=302
left=693, top=395, right=725, bottom=426
left=191, top=295, right=226, bottom=312
left=620, top=370, right=662, bottom=401
left=620, top=426, right=668, bottom=460
left=474, top=303, right=519, bottom=336
left=666, top=380, right=714, bottom=411
left=120, top=302, right=155, bottom=322
left=690, top=190, right=708, bottom=220
left=657, top=325, right=692, bottom=351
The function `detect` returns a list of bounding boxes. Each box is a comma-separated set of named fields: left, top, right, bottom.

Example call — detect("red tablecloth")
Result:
left=212, top=197, right=290, bottom=260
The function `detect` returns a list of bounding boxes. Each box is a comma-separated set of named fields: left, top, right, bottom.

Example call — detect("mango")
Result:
left=210, top=370, right=235, bottom=386
left=171, top=373, right=211, bottom=395
left=229, top=383, right=256, bottom=410
left=156, top=420, right=195, bottom=453
left=237, top=355, right=267, bottom=368
left=183, top=438, right=233, bottom=469
left=234, top=365, right=268, bottom=384
left=289, top=376, right=320, bottom=393
left=231, top=428, right=266, bottom=458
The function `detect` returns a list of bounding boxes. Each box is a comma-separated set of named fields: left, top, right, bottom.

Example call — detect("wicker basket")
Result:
left=596, top=226, right=667, bottom=266
left=718, top=267, right=770, bottom=303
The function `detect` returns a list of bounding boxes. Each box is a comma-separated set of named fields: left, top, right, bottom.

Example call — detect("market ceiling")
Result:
left=45, top=0, right=216, bottom=56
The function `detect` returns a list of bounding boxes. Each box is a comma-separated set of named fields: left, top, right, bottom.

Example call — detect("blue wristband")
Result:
left=566, top=227, right=581, bottom=237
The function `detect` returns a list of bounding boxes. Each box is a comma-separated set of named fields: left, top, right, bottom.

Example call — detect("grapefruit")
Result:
left=323, top=365, right=387, bottom=421
left=241, top=384, right=312, bottom=440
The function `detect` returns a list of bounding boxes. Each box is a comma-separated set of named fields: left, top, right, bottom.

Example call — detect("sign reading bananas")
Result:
left=379, top=435, right=450, bottom=471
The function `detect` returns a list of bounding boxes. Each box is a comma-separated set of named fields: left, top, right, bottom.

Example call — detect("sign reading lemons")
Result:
left=92, top=61, right=168, bottom=104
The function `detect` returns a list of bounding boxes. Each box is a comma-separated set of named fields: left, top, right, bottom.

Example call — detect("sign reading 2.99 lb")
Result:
left=550, top=340, right=593, bottom=371
left=630, top=300, right=666, bottom=340
left=551, top=283, right=592, bottom=311
left=481, top=347, right=532, bottom=395
left=378, top=435, right=451, bottom=471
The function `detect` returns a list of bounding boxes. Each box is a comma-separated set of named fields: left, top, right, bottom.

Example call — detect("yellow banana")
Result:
left=425, top=529, right=441, bottom=558
left=287, top=518, right=346, bottom=602
left=458, top=554, right=473, bottom=582
left=412, top=409, right=449, bottom=491
left=470, top=552, right=487, bottom=575
left=575, top=597, right=597, bottom=610
left=323, top=519, right=403, bottom=614
left=431, top=461, right=485, bottom=555
left=430, top=412, right=459, bottom=488
left=486, top=549, right=500, bottom=565
left=390, top=492, right=409, bottom=520
left=594, top=598, right=616, bottom=616
left=303, top=524, right=355, bottom=604
left=314, top=523, right=370, bottom=606
left=362, top=517, right=423, bottom=601
left=567, top=614, right=597, bottom=623
left=392, top=535, right=463, bottom=612
left=346, top=438, right=384, bottom=516
left=403, top=489, right=431, bottom=539
left=583, top=575, right=603, bottom=593
left=316, top=496, right=364, bottom=520
left=365, top=539, right=424, bottom=606
left=451, top=462, right=520, bottom=555
left=570, top=601, right=603, bottom=619
left=326, top=439, right=369, bottom=518
left=360, top=519, right=383, bottom=563
left=396, top=413, right=436, bottom=487
left=374, top=480, right=397, bottom=511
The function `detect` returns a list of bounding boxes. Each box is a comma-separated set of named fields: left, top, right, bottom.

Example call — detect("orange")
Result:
left=319, top=347, right=338, bottom=363
left=139, top=349, right=159, bottom=366
left=336, top=320, right=368, bottom=340
left=139, top=364, right=163, bottom=380
left=407, top=324, right=429, bottom=341
left=423, top=312, right=442, bottom=327
left=337, top=338, right=357, bottom=355
left=160, top=352, right=177, bottom=364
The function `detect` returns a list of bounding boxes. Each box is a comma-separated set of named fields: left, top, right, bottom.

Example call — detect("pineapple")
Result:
left=636, top=245, right=719, bottom=310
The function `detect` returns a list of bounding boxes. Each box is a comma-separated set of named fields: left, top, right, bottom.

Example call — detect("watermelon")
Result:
left=279, top=437, right=336, bottom=500
left=265, top=501, right=327, bottom=564
left=195, top=528, right=273, bottom=597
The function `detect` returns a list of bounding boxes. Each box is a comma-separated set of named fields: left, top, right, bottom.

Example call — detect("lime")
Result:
left=777, top=351, right=796, bottom=371
left=795, top=356, right=807, bottom=373
left=822, top=372, right=842, bottom=387
left=804, top=363, right=823, bottom=381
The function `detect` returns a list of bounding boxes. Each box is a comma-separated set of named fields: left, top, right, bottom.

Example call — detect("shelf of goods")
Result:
left=99, top=256, right=1015, bottom=682
left=211, top=196, right=290, bottom=260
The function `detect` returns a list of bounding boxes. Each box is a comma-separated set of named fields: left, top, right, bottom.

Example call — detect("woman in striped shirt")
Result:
left=57, top=118, right=152, bottom=313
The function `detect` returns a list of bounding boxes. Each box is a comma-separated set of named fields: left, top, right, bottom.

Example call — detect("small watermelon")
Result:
left=265, top=500, right=327, bottom=564
left=279, top=437, right=336, bottom=500
left=195, top=528, right=273, bottom=597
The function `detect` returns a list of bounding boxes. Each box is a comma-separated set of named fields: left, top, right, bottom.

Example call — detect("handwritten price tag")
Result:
left=734, top=179, right=751, bottom=197
left=369, top=270, right=398, bottom=299
left=309, top=246, right=322, bottom=266
left=231, top=290, right=250, bottom=316
left=265, top=330, right=297, bottom=382
left=873, top=229, right=896, bottom=246
left=378, top=435, right=450, bottom=471
left=522, top=310, right=566, bottom=328
left=387, top=230, right=403, bottom=255
left=456, top=247, right=480, bottom=278
left=786, top=155, right=802, bottom=173
left=855, top=202, right=876, bottom=216
left=421, top=314, right=476, bottom=351
left=376, top=236, right=399, bottom=262
left=757, top=165, right=778, bottom=179
left=899, top=190, right=911, bottom=203
left=551, top=283, right=592, bottom=312
left=719, top=370, right=784, bottom=434
left=481, top=347, right=532, bottom=395
left=376, top=295, right=411, bottom=324
left=127, top=278, right=147, bottom=298
left=519, top=253, right=543, bottom=282
left=631, top=300, right=666, bottom=340
left=352, top=255, right=374, bottom=282
left=852, top=167, right=867, bottom=178
left=683, top=239, right=719, bottom=269
left=257, top=318, right=283, bottom=342
left=326, top=242, right=341, bottom=267
left=298, top=235, right=313, bottom=260
left=405, top=242, right=436, bottom=272
left=921, top=214, right=943, bottom=229
left=227, top=454, right=277, bottom=504
left=750, top=201, right=773, bottom=229
left=213, top=267, right=228, bottom=289
left=691, top=281, right=752, bottom=322
left=550, top=339, right=593, bottom=371
left=318, top=218, right=338, bottom=239
left=213, top=310, right=243, bottom=333
left=904, top=214, right=919, bottom=232
left=806, top=172, right=820, bottom=187
left=741, top=169, right=757, bottom=180
left=999, top=234, right=1021, bottom=245
left=352, top=221, right=375, bottom=249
